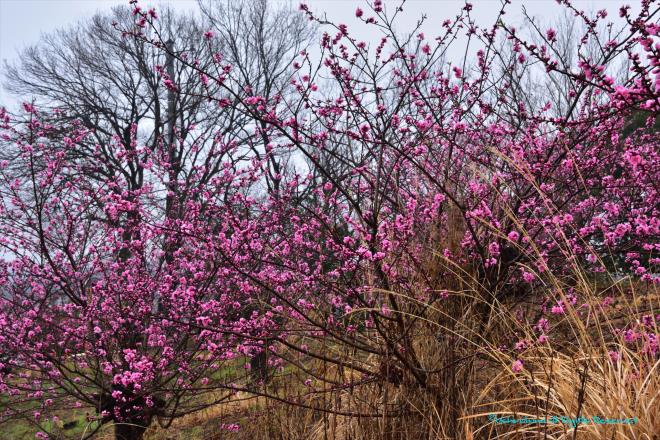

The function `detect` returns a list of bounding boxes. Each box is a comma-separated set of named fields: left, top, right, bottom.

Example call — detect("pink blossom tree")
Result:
left=0, top=0, right=658, bottom=438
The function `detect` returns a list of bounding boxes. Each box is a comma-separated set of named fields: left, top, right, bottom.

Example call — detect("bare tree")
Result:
left=3, top=1, right=315, bottom=203
left=199, top=0, right=317, bottom=193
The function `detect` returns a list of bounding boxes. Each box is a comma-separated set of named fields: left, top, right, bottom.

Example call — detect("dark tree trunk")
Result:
left=250, top=350, right=269, bottom=384
left=114, top=419, right=148, bottom=440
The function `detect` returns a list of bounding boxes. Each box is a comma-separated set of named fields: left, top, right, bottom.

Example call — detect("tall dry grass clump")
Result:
left=294, top=263, right=658, bottom=439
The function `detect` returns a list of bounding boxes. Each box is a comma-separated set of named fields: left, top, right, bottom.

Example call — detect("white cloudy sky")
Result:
left=0, top=0, right=630, bottom=107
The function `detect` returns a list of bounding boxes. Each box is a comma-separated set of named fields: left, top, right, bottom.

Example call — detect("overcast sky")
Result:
left=0, top=0, right=629, bottom=108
